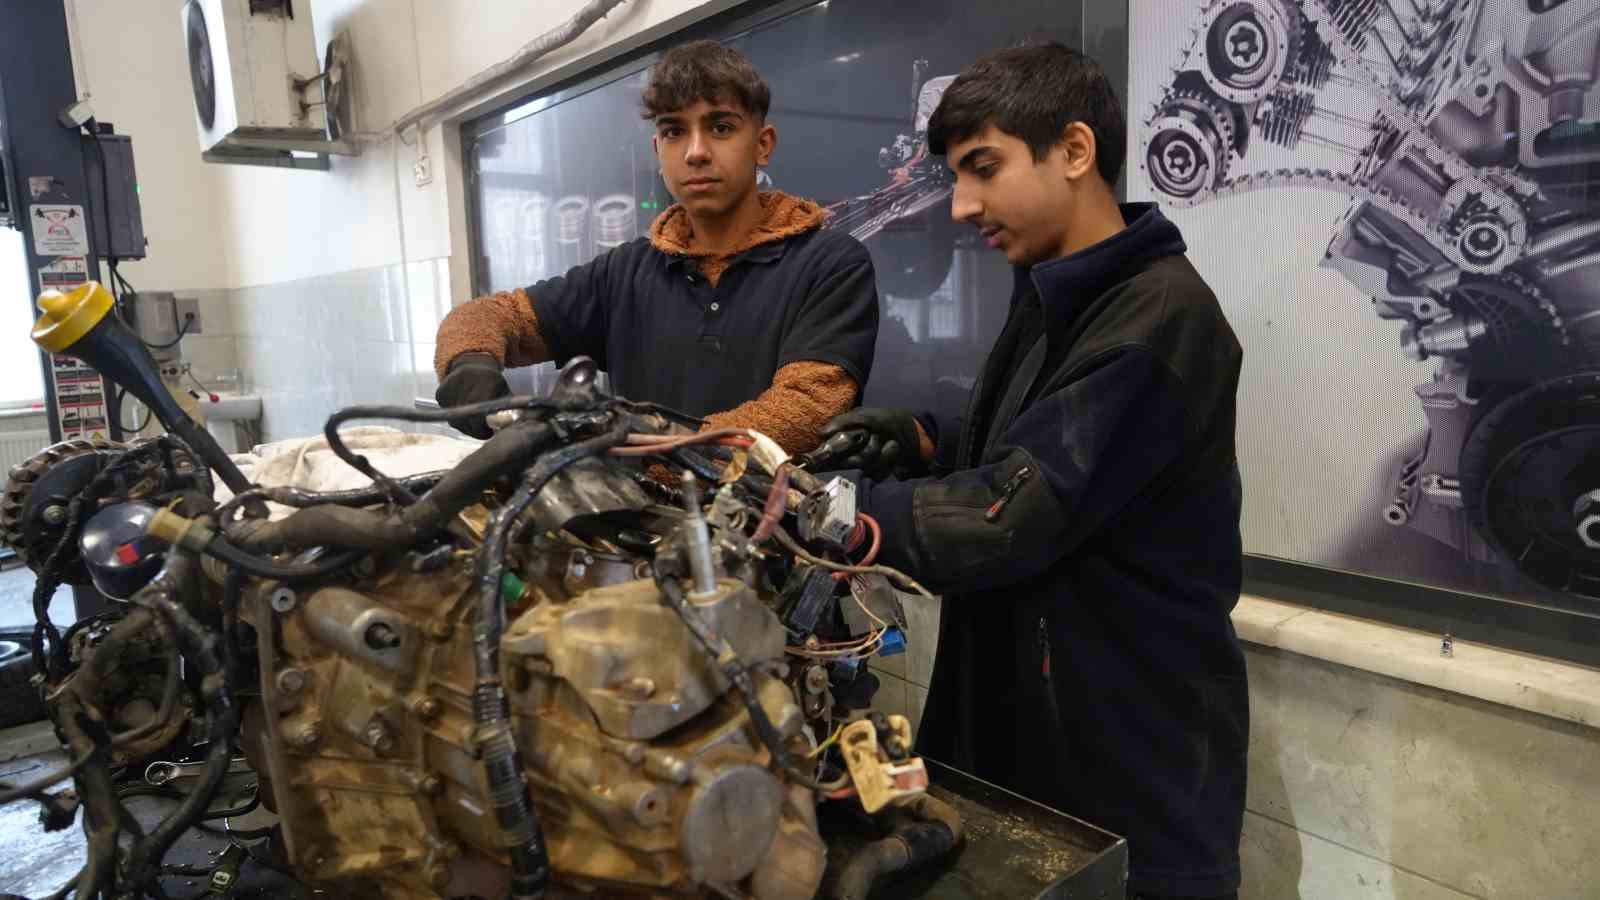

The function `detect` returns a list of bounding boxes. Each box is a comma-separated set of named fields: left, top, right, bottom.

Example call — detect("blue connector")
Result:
left=879, top=626, right=907, bottom=657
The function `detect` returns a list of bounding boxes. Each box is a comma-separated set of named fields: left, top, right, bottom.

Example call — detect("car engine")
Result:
left=1, top=282, right=956, bottom=900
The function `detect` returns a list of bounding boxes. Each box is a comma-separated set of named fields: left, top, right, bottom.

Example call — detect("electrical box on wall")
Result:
left=181, top=0, right=357, bottom=167
left=82, top=132, right=147, bottom=259
left=127, top=291, right=200, bottom=365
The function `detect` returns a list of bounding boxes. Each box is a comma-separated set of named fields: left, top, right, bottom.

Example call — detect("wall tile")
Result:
left=872, top=671, right=910, bottom=725
left=1241, top=810, right=1476, bottom=900
left=188, top=288, right=235, bottom=336
left=1246, top=645, right=1600, bottom=900
left=406, top=258, right=447, bottom=339
left=0, top=413, right=50, bottom=436
left=906, top=682, right=928, bottom=733
left=233, top=282, right=291, bottom=340
left=900, top=590, right=940, bottom=688
left=353, top=267, right=399, bottom=343
left=412, top=341, right=439, bottom=386
left=870, top=649, right=908, bottom=680
left=385, top=263, right=410, bottom=344
left=182, top=336, right=238, bottom=383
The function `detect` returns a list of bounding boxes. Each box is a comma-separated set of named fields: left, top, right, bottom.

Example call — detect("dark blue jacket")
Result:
left=854, top=204, right=1247, bottom=897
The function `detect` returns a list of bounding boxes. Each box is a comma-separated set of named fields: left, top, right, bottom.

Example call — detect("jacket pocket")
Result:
left=911, top=448, right=1063, bottom=589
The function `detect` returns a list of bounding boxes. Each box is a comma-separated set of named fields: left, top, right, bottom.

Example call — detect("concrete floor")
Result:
left=0, top=743, right=89, bottom=898
left=0, top=563, right=76, bottom=633
left=0, top=719, right=303, bottom=898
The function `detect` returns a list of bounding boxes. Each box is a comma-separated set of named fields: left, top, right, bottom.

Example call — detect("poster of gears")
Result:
left=466, top=0, right=1116, bottom=439
left=1129, top=0, right=1600, bottom=610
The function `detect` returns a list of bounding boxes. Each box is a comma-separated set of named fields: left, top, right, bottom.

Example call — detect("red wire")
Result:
left=751, top=464, right=792, bottom=543
left=610, top=433, right=754, bottom=456
left=833, top=512, right=882, bottom=581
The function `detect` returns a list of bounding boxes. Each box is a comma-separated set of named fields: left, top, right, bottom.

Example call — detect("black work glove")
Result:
left=817, top=408, right=929, bottom=480
left=435, top=352, right=509, bottom=439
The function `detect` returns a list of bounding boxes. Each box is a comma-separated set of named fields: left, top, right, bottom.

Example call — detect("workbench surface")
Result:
left=1, top=747, right=1126, bottom=899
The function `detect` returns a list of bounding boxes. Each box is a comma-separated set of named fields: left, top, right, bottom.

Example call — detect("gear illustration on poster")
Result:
left=1139, top=0, right=1600, bottom=598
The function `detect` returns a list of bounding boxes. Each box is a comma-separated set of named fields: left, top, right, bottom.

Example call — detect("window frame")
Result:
left=456, top=0, right=1600, bottom=667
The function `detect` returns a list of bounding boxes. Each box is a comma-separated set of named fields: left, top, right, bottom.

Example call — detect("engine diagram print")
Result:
left=1138, top=0, right=1600, bottom=600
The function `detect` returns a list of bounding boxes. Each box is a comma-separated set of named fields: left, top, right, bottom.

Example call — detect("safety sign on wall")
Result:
left=29, top=203, right=88, bottom=256
left=51, top=357, right=109, bottom=441
left=37, top=256, right=88, bottom=293
left=33, top=255, right=108, bottom=441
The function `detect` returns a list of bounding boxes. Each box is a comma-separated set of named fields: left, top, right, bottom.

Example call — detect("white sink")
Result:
left=200, top=392, right=262, bottom=454
left=201, top=392, right=262, bottom=421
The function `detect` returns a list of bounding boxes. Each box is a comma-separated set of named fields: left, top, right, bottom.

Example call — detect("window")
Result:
left=463, top=0, right=1110, bottom=412
left=0, top=228, right=45, bottom=407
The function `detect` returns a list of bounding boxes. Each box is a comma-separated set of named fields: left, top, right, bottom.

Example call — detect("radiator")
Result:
left=0, top=430, right=52, bottom=475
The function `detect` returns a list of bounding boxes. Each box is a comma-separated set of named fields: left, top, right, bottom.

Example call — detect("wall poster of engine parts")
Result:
left=1130, top=0, right=1600, bottom=610
left=465, top=0, right=1126, bottom=423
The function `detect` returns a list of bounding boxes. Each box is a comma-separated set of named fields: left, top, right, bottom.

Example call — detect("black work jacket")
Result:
left=855, top=204, right=1248, bottom=897
left=528, top=225, right=878, bottom=418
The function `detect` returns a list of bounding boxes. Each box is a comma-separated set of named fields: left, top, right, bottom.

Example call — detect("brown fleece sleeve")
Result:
left=701, top=360, right=860, bottom=456
left=433, top=288, right=552, bottom=378
left=914, top=420, right=936, bottom=462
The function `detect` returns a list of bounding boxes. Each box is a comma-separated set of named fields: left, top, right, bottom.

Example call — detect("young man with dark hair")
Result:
left=821, top=44, right=1247, bottom=900
left=434, top=40, right=878, bottom=453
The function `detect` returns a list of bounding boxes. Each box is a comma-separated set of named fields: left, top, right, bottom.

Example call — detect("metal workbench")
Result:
left=0, top=743, right=1126, bottom=899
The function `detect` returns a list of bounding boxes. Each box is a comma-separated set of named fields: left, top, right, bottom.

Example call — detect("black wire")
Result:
left=81, top=119, right=117, bottom=272
left=654, top=567, right=830, bottom=793
left=114, top=384, right=154, bottom=433
left=30, top=439, right=169, bottom=676
left=322, top=398, right=563, bottom=509
left=220, top=568, right=244, bottom=707
left=200, top=537, right=364, bottom=582
left=617, top=399, right=706, bottom=429
left=116, top=781, right=260, bottom=821
left=142, top=310, right=195, bottom=350
left=0, top=750, right=94, bottom=805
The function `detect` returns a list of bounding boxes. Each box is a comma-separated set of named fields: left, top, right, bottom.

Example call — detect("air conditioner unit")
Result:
left=181, top=0, right=356, bottom=166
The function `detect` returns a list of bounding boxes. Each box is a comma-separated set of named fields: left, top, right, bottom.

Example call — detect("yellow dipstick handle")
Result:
left=32, top=281, right=115, bottom=353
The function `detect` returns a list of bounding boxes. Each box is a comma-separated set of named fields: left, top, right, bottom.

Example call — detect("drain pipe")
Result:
left=390, top=0, right=630, bottom=138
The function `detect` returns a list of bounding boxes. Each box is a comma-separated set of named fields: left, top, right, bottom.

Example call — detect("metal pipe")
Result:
left=390, top=0, right=630, bottom=138
left=679, top=472, right=718, bottom=597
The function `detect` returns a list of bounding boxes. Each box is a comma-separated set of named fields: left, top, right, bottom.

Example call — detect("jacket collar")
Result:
left=654, top=190, right=825, bottom=270
left=1025, top=202, right=1187, bottom=333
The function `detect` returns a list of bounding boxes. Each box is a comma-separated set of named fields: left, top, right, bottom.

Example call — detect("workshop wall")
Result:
left=1242, top=644, right=1600, bottom=900
left=28, top=2, right=244, bottom=433
left=205, top=0, right=728, bottom=439
left=70, top=0, right=233, bottom=292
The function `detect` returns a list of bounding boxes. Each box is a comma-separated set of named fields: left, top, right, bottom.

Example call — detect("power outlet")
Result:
left=413, top=152, right=432, bottom=187
left=176, top=297, right=202, bottom=334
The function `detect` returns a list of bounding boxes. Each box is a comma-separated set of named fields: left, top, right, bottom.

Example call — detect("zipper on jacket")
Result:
left=985, top=465, right=1034, bottom=522
left=1037, top=616, right=1053, bottom=682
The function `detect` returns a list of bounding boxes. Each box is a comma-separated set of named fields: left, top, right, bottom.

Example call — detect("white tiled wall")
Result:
left=870, top=591, right=940, bottom=731
left=180, top=288, right=239, bottom=392
left=226, top=258, right=451, bottom=442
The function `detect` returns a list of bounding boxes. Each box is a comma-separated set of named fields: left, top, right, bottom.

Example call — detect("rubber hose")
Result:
left=471, top=425, right=628, bottom=899
left=832, top=794, right=963, bottom=900
left=200, top=536, right=364, bottom=582
left=230, top=420, right=553, bottom=552
left=126, top=585, right=240, bottom=889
